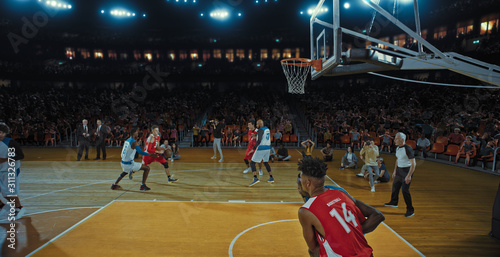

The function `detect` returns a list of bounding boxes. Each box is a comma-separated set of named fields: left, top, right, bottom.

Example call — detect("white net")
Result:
left=281, top=59, right=311, bottom=94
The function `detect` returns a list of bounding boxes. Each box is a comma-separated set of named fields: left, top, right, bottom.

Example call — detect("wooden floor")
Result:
left=1, top=147, right=500, bottom=256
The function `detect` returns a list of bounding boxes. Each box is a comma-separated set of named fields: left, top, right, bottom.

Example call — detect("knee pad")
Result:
left=162, top=162, right=169, bottom=169
left=120, top=172, right=128, bottom=177
left=250, top=161, right=256, bottom=170
left=263, top=162, right=271, bottom=171
left=244, top=159, right=249, bottom=165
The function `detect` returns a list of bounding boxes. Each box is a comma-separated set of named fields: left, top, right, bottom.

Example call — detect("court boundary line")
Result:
left=22, top=200, right=426, bottom=257
left=22, top=167, right=238, bottom=201
left=114, top=199, right=304, bottom=204
left=25, top=200, right=116, bottom=257
left=228, top=219, right=299, bottom=257
left=25, top=206, right=102, bottom=216
left=325, top=175, right=425, bottom=257
left=0, top=206, right=102, bottom=223
left=381, top=223, right=426, bottom=257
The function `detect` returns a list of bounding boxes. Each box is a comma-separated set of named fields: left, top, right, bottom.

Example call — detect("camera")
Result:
left=365, top=141, right=371, bottom=146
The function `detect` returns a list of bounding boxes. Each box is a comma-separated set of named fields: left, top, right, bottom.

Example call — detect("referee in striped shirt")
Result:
left=384, top=132, right=416, bottom=217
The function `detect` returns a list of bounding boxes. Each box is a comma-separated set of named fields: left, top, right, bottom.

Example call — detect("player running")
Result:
left=142, top=125, right=179, bottom=183
left=111, top=127, right=157, bottom=191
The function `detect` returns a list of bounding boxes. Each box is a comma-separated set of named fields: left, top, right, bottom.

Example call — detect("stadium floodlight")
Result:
left=344, top=2, right=350, bottom=9
left=109, top=8, right=137, bottom=18
left=238, top=12, right=242, bottom=17
left=210, top=10, right=229, bottom=20
left=307, top=7, right=328, bottom=15
left=41, top=0, right=73, bottom=10
left=101, top=10, right=105, bottom=14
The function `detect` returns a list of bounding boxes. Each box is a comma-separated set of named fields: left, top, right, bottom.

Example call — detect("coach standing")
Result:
left=76, top=119, right=91, bottom=161
left=94, top=119, right=108, bottom=160
left=385, top=132, right=416, bottom=217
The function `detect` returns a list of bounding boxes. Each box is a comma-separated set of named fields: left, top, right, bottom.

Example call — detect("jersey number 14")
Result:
left=329, top=202, right=359, bottom=234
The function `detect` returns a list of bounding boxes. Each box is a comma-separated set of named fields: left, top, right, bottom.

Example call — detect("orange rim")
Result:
left=281, top=58, right=322, bottom=71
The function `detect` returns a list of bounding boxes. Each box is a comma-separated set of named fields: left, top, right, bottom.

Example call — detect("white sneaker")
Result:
left=356, top=173, right=364, bottom=177
left=259, top=169, right=263, bottom=176
left=211, top=156, right=217, bottom=159
left=371, top=186, right=375, bottom=192
left=171, top=158, right=174, bottom=162
left=218, top=158, right=224, bottom=162
left=243, top=168, right=251, bottom=174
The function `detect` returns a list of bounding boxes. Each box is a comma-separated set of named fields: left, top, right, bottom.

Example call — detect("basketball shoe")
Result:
left=168, top=177, right=179, bottom=183
left=140, top=184, right=151, bottom=191
left=249, top=178, right=260, bottom=187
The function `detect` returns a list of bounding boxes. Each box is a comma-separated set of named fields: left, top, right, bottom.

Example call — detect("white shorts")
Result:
left=121, top=162, right=143, bottom=173
left=0, top=170, right=20, bottom=197
left=251, top=149, right=271, bottom=163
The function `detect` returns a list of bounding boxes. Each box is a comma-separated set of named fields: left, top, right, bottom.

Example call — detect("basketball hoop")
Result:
left=281, top=58, right=322, bottom=94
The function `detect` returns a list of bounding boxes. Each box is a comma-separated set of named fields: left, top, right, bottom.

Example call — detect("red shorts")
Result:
left=244, top=142, right=256, bottom=160
left=142, top=155, right=167, bottom=165
left=244, top=148, right=254, bottom=160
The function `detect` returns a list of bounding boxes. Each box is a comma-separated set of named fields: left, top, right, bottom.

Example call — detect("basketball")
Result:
left=164, top=148, right=173, bottom=157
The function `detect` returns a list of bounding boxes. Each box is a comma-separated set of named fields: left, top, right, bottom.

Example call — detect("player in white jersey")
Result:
left=248, top=120, right=275, bottom=187
left=111, top=127, right=157, bottom=191
left=0, top=122, right=25, bottom=220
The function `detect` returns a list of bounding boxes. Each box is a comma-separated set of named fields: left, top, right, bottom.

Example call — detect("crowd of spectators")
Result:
left=207, top=85, right=295, bottom=146
left=299, top=77, right=500, bottom=151
left=0, top=82, right=213, bottom=146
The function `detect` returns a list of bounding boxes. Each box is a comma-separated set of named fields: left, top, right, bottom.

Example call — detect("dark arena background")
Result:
left=1, top=0, right=500, bottom=256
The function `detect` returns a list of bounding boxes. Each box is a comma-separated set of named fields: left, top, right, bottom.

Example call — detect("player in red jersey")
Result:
left=234, top=121, right=262, bottom=175
left=298, top=158, right=385, bottom=257
left=139, top=125, right=178, bottom=183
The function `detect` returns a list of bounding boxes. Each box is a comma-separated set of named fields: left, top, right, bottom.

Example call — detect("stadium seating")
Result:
left=443, top=144, right=460, bottom=161
left=340, top=135, right=351, bottom=148
left=429, top=143, right=445, bottom=158
left=436, top=136, right=449, bottom=146
left=406, top=140, right=417, bottom=150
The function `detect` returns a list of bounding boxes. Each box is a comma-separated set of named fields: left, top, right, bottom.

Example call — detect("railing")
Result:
left=492, top=147, right=500, bottom=173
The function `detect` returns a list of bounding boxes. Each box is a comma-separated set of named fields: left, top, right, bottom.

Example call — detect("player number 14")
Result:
left=329, top=202, right=358, bottom=234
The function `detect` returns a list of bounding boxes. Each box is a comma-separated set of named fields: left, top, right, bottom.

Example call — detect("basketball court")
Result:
left=1, top=1, right=500, bottom=256
left=1, top=148, right=499, bottom=256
